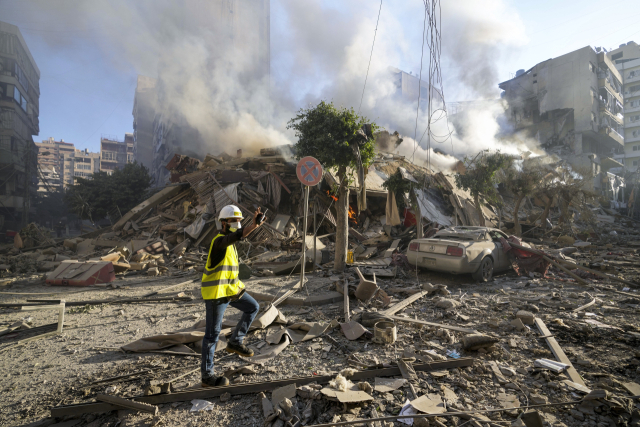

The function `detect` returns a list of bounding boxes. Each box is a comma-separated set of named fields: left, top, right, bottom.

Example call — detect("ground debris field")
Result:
left=1, top=245, right=640, bottom=427
left=1, top=152, right=640, bottom=427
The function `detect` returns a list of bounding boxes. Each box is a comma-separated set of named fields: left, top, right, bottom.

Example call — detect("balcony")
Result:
left=625, top=104, right=640, bottom=114
left=599, top=126, right=624, bottom=145
left=627, top=119, right=640, bottom=129
left=626, top=72, right=640, bottom=84
left=600, top=109, right=624, bottom=125
left=598, top=78, right=623, bottom=103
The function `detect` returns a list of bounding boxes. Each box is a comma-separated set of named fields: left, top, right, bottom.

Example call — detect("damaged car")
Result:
left=406, top=226, right=512, bottom=282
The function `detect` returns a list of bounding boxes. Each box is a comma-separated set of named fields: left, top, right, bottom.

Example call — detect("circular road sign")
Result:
left=296, top=156, right=323, bottom=186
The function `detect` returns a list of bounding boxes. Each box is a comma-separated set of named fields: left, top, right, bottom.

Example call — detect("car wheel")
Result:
left=472, top=257, right=494, bottom=282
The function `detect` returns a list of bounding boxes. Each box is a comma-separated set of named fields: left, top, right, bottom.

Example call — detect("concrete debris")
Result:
left=1, top=146, right=640, bottom=427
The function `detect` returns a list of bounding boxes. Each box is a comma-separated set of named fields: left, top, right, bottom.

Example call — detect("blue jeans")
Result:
left=201, top=291, right=259, bottom=379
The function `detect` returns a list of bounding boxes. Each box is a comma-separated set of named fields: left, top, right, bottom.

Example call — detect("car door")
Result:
left=488, top=231, right=509, bottom=271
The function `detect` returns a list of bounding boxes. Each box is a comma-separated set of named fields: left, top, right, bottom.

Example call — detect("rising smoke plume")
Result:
left=3, top=0, right=535, bottom=169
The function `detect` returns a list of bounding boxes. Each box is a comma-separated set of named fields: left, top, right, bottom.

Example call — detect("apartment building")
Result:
left=0, top=21, right=40, bottom=230
left=35, top=138, right=74, bottom=188
left=498, top=46, right=625, bottom=194
left=37, top=166, right=61, bottom=193
left=100, top=134, right=134, bottom=174
left=607, top=41, right=640, bottom=172
left=71, top=148, right=100, bottom=184
left=132, top=75, right=157, bottom=170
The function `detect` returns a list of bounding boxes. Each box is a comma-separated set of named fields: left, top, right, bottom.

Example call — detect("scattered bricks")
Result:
left=147, top=267, right=159, bottom=276
left=515, top=310, right=535, bottom=325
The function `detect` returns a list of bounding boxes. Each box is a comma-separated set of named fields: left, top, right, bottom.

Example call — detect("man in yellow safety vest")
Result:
left=201, top=204, right=264, bottom=387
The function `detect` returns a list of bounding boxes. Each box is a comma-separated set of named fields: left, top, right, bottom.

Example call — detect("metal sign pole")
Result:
left=300, top=184, right=310, bottom=289
left=313, top=197, right=317, bottom=272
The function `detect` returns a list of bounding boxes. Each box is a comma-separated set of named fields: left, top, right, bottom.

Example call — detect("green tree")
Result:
left=288, top=101, right=377, bottom=272
left=503, top=164, right=543, bottom=236
left=65, top=162, right=153, bottom=222
left=454, top=150, right=512, bottom=226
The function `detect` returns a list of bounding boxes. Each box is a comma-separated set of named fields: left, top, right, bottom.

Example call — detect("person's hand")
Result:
left=252, top=208, right=263, bottom=227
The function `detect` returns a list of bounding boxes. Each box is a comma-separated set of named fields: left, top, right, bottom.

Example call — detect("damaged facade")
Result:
left=499, top=46, right=625, bottom=196
left=0, top=21, right=40, bottom=232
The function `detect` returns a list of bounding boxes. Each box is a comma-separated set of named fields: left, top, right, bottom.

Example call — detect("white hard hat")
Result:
left=218, top=205, right=244, bottom=221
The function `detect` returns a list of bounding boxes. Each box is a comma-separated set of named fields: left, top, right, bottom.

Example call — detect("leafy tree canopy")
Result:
left=287, top=101, right=378, bottom=174
left=454, top=150, right=513, bottom=205
left=64, top=162, right=153, bottom=222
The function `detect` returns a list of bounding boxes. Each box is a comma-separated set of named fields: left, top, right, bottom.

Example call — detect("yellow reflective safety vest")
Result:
left=201, top=233, right=244, bottom=300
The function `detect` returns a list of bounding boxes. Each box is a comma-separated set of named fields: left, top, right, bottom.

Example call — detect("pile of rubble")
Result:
left=0, top=146, right=639, bottom=427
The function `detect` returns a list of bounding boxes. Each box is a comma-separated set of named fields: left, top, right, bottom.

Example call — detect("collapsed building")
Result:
left=498, top=46, right=626, bottom=199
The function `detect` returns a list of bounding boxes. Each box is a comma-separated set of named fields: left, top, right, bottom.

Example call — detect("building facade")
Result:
left=0, top=21, right=40, bottom=231
left=498, top=46, right=625, bottom=194
left=100, top=134, right=133, bottom=174
left=36, top=138, right=75, bottom=188
left=607, top=41, right=640, bottom=172
left=36, top=138, right=101, bottom=189
left=132, top=75, right=157, bottom=170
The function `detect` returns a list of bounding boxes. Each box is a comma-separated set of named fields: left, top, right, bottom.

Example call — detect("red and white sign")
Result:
left=296, top=156, right=323, bottom=186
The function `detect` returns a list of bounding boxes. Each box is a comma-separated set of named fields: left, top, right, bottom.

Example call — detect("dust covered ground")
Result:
left=1, top=255, right=640, bottom=427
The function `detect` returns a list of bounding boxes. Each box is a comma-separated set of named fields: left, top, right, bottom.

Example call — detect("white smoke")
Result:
left=3, top=0, right=534, bottom=163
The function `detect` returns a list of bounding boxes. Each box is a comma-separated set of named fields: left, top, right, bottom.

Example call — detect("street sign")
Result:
left=296, top=156, right=323, bottom=186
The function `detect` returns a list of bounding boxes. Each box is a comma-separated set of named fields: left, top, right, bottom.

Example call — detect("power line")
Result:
left=358, top=0, right=383, bottom=115
left=412, top=3, right=428, bottom=161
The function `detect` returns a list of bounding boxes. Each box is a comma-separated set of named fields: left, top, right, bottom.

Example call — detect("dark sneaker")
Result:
left=225, top=342, right=254, bottom=357
left=201, top=376, right=229, bottom=388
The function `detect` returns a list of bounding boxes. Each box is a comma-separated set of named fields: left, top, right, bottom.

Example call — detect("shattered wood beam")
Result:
left=380, top=291, right=429, bottom=316
left=541, top=255, right=590, bottom=286
left=534, top=317, right=585, bottom=386
left=387, top=315, right=477, bottom=334
left=143, top=279, right=197, bottom=298
left=0, top=296, right=192, bottom=308
left=96, top=394, right=158, bottom=415
left=269, top=171, right=291, bottom=194
left=555, top=258, right=640, bottom=288
left=50, top=358, right=473, bottom=417
left=113, top=185, right=186, bottom=231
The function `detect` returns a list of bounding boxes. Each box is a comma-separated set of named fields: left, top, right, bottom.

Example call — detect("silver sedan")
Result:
left=406, top=226, right=512, bottom=282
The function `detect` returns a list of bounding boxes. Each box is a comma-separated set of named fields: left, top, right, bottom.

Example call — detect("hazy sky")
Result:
left=2, top=0, right=640, bottom=154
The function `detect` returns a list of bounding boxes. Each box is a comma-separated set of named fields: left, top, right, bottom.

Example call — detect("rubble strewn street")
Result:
left=1, top=146, right=639, bottom=427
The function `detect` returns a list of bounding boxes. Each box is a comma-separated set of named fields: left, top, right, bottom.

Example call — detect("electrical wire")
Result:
left=358, top=0, right=383, bottom=115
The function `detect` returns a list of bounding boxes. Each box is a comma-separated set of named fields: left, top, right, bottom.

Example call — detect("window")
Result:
left=632, top=115, right=640, bottom=122
left=631, top=85, right=640, bottom=93
left=12, top=86, right=27, bottom=112
left=611, top=52, right=623, bottom=61
left=634, top=160, right=639, bottom=166
left=14, top=63, right=29, bottom=93
left=102, top=151, right=115, bottom=160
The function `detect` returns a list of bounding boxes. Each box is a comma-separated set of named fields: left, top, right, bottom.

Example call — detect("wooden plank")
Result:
left=96, top=394, right=158, bottom=415
left=50, top=358, right=474, bottom=417
left=381, top=291, right=429, bottom=316
left=534, top=318, right=585, bottom=386
left=388, top=315, right=477, bottom=334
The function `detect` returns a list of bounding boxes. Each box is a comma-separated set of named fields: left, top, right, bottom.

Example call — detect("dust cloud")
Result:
left=2, top=0, right=535, bottom=167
